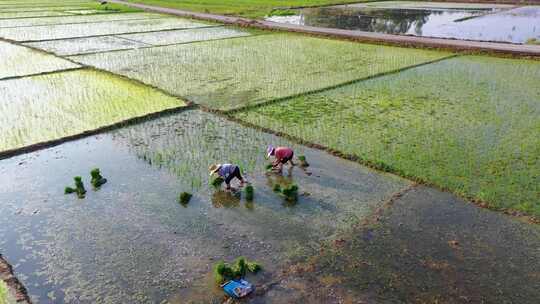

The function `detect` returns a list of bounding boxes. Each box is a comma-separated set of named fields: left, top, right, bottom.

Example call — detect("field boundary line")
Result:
left=61, top=29, right=265, bottom=57
left=198, top=106, right=540, bottom=225
left=0, top=104, right=194, bottom=161
left=225, top=54, right=459, bottom=114
left=0, top=66, right=84, bottom=82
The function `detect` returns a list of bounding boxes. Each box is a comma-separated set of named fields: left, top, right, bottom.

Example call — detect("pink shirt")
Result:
left=275, top=147, right=293, bottom=160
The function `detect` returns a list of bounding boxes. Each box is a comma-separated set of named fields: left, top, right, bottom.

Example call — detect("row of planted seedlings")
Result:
left=232, top=55, right=540, bottom=218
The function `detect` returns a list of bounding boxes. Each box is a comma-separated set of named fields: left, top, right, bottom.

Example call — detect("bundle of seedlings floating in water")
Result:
left=178, top=192, right=192, bottom=206
left=64, top=176, right=87, bottom=199
left=272, top=183, right=299, bottom=202
left=213, top=257, right=262, bottom=284
left=244, top=185, right=254, bottom=201
left=211, top=176, right=225, bottom=188
left=281, top=184, right=299, bottom=202
left=90, top=168, right=107, bottom=189
left=298, top=155, right=309, bottom=167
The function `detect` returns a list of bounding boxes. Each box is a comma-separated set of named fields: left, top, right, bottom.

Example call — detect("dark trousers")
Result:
left=225, top=166, right=243, bottom=184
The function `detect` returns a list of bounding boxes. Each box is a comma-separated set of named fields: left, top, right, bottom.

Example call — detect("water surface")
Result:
left=0, top=110, right=405, bottom=303
left=266, top=2, right=539, bottom=44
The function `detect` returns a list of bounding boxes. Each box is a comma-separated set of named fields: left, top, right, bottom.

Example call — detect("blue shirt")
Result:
left=218, top=164, right=237, bottom=178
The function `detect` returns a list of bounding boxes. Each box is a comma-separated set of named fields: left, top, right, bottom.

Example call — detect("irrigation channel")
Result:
left=0, top=0, right=539, bottom=303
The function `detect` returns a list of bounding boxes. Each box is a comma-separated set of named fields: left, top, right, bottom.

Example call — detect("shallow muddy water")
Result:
left=285, top=186, right=540, bottom=303
left=266, top=2, right=539, bottom=44
left=0, top=110, right=406, bottom=303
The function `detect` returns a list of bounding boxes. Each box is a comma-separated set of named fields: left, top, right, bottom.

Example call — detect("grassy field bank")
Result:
left=125, top=0, right=366, bottom=18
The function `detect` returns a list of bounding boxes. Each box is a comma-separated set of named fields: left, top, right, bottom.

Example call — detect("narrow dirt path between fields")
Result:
left=109, top=0, right=540, bottom=57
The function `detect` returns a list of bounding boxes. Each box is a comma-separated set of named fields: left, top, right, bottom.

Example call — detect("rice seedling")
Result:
left=115, top=26, right=252, bottom=48
left=298, top=155, right=309, bottom=167
left=178, top=192, right=192, bottom=206
left=0, top=41, right=78, bottom=80
left=90, top=168, right=107, bottom=189
left=244, top=185, right=254, bottom=201
left=210, top=176, right=225, bottom=188
left=0, top=10, right=69, bottom=19
left=213, top=257, right=262, bottom=284
left=0, top=69, right=183, bottom=152
left=70, top=34, right=451, bottom=111
left=0, top=12, right=163, bottom=28
left=0, top=17, right=212, bottom=41
left=272, top=183, right=281, bottom=192
left=65, top=176, right=86, bottom=199
left=281, top=184, right=299, bottom=202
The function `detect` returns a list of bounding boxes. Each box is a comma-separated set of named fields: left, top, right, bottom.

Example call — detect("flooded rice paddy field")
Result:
left=0, top=17, right=216, bottom=42
left=0, top=40, right=79, bottom=79
left=26, top=26, right=254, bottom=56
left=0, top=69, right=184, bottom=151
left=0, top=110, right=409, bottom=303
left=0, top=0, right=123, bottom=19
left=266, top=1, right=540, bottom=44
left=69, top=34, right=451, bottom=110
left=234, top=55, right=540, bottom=216
left=0, top=12, right=164, bottom=28
left=0, top=1, right=539, bottom=303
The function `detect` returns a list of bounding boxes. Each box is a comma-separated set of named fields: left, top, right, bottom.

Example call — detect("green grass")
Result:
left=0, top=69, right=185, bottom=152
left=234, top=55, right=540, bottom=217
left=71, top=33, right=452, bottom=110
left=126, top=0, right=367, bottom=18
left=84, top=2, right=143, bottom=12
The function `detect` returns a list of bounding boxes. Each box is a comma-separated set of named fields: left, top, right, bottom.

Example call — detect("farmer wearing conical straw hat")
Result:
left=266, top=145, right=295, bottom=172
left=209, top=163, right=245, bottom=191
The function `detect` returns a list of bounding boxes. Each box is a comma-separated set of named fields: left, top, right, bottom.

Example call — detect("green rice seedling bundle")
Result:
left=65, top=176, right=86, bottom=199
left=244, top=185, right=254, bottom=201
left=272, top=183, right=281, bottom=192
left=213, top=257, right=262, bottom=284
left=90, top=168, right=107, bottom=189
left=281, top=184, right=299, bottom=202
left=178, top=192, right=192, bottom=206
left=298, top=155, right=309, bottom=167
left=211, top=176, right=225, bottom=188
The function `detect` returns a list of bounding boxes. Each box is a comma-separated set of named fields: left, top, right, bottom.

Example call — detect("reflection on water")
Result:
left=277, top=7, right=487, bottom=35
left=266, top=3, right=540, bottom=44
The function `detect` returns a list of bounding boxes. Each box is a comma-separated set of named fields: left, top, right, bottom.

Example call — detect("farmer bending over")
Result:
left=266, top=145, right=295, bottom=172
left=209, top=163, right=245, bottom=191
